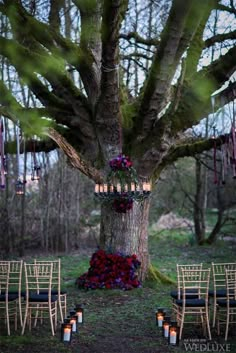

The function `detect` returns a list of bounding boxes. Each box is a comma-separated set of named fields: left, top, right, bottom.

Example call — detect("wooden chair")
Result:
left=209, top=262, right=236, bottom=327
left=216, top=269, right=236, bottom=341
left=34, top=259, right=67, bottom=322
left=175, top=268, right=211, bottom=340
left=171, top=263, right=203, bottom=319
left=21, top=262, right=58, bottom=336
left=0, top=262, right=18, bottom=335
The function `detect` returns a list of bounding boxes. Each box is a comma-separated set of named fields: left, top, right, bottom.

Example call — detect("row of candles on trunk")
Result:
left=156, top=308, right=179, bottom=346
left=94, top=181, right=151, bottom=194
left=61, top=305, right=84, bottom=343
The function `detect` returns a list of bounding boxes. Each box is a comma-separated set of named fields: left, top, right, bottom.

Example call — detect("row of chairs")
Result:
left=170, top=262, right=236, bottom=341
left=0, top=259, right=67, bottom=336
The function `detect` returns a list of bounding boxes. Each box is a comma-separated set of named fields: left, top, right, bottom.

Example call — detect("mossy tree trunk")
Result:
left=100, top=198, right=151, bottom=281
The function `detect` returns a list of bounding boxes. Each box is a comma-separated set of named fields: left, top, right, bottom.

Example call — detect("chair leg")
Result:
left=48, top=306, right=55, bottom=336
left=205, top=311, right=212, bottom=340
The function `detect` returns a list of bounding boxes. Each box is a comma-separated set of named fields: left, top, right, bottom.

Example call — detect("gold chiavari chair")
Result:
left=175, top=268, right=211, bottom=340
left=208, top=262, right=236, bottom=327
left=216, top=269, right=236, bottom=341
left=34, top=259, right=67, bottom=322
left=21, top=262, right=58, bottom=336
left=0, top=262, right=18, bottom=335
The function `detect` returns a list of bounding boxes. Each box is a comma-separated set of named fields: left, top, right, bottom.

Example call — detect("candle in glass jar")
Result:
left=95, top=184, right=99, bottom=193
left=63, top=327, right=71, bottom=342
left=163, top=323, right=169, bottom=338
left=117, top=183, right=121, bottom=192
left=131, top=182, right=135, bottom=192
left=77, top=312, right=83, bottom=323
left=157, top=314, right=164, bottom=327
left=104, top=184, right=108, bottom=193
left=70, top=318, right=77, bottom=332
left=169, top=330, right=177, bottom=344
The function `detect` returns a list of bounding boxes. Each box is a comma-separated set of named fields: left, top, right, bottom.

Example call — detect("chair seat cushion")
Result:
left=217, top=299, right=236, bottom=307
left=176, top=298, right=206, bottom=307
left=28, top=293, right=58, bottom=302
left=39, top=290, right=67, bottom=295
left=170, top=289, right=199, bottom=300
left=208, top=289, right=227, bottom=297
left=0, top=293, right=18, bottom=301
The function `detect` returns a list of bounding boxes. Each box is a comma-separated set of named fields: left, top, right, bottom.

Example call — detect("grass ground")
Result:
left=0, top=230, right=235, bottom=353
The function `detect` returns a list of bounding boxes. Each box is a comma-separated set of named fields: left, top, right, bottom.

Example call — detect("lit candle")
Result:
left=77, top=312, right=83, bottom=323
left=63, top=327, right=71, bottom=342
left=146, top=182, right=151, bottom=191
left=95, top=184, right=99, bottom=193
left=104, top=184, right=108, bottom=193
left=117, top=183, right=121, bottom=192
left=124, top=184, right=128, bottom=192
left=157, top=314, right=164, bottom=327
left=142, top=181, right=147, bottom=191
left=70, top=318, right=77, bottom=332
left=163, top=323, right=169, bottom=338
left=131, top=182, right=135, bottom=192
left=109, top=184, right=114, bottom=193
left=99, top=184, right=104, bottom=193
left=169, top=330, right=177, bottom=344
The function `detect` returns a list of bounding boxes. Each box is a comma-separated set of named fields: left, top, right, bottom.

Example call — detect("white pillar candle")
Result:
left=170, top=330, right=177, bottom=344
left=63, top=328, right=71, bottom=342
left=77, top=312, right=83, bottom=323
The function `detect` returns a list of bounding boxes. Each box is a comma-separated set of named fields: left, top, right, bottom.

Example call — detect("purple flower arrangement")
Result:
left=109, top=154, right=133, bottom=171
left=76, top=249, right=141, bottom=290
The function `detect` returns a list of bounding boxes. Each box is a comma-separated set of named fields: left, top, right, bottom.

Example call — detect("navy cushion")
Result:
left=28, top=293, right=58, bottom=303
left=217, top=299, right=236, bottom=307
left=176, top=298, right=206, bottom=307
left=170, top=289, right=199, bottom=300
left=39, top=290, right=67, bottom=295
left=208, top=289, right=227, bottom=297
left=0, top=293, right=18, bottom=301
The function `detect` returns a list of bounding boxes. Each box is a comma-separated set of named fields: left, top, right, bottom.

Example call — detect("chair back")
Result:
left=0, top=262, right=10, bottom=296
left=177, top=264, right=203, bottom=298
left=225, top=269, right=236, bottom=302
left=212, top=262, right=236, bottom=295
left=34, top=259, right=61, bottom=293
left=24, top=262, right=53, bottom=299
left=181, top=268, right=211, bottom=303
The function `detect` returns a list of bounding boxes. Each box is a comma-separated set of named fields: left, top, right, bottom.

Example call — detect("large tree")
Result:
left=0, top=0, right=236, bottom=279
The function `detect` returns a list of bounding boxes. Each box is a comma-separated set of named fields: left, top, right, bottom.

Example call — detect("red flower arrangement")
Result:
left=76, top=249, right=141, bottom=290
left=113, top=196, right=133, bottom=213
left=109, top=154, right=133, bottom=171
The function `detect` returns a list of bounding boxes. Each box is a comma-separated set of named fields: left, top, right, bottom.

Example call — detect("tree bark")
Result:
left=100, top=198, right=150, bottom=281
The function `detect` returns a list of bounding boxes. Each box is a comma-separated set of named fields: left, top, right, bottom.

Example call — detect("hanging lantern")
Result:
left=31, top=139, right=41, bottom=181
left=74, top=304, right=84, bottom=324
left=168, top=323, right=179, bottom=346
left=15, top=179, right=24, bottom=195
left=61, top=321, right=72, bottom=343
left=31, top=165, right=41, bottom=181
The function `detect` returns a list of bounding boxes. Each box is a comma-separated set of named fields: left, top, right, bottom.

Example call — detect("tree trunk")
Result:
left=99, top=198, right=151, bottom=282
left=194, top=157, right=207, bottom=245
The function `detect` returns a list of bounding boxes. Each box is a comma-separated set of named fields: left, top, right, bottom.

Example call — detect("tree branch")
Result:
left=205, top=30, right=236, bottom=48
left=120, top=31, right=159, bottom=46
left=47, top=127, right=103, bottom=183
left=133, top=0, right=208, bottom=140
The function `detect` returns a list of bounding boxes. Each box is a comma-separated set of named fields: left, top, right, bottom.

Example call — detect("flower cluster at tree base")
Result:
left=76, top=249, right=141, bottom=290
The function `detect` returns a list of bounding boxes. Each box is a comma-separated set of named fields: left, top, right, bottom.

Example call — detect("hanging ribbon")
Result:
left=231, top=100, right=236, bottom=178
left=0, top=117, right=5, bottom=188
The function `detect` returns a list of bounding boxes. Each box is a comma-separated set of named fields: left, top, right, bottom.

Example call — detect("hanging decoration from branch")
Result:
left=94, top=154, right=151, bottom=213
left=31, top=138, right=41, bottom=181
left=0, top=117, right=6, bottom=189
left=15, top=121, right=25, bottom=195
